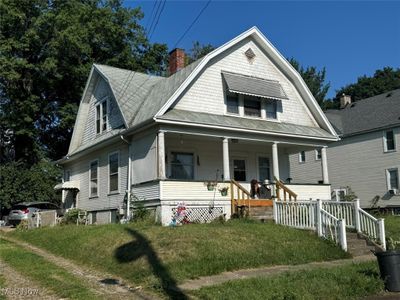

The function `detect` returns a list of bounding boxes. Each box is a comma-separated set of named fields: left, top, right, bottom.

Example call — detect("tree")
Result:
left=0, top=0, right=168, bottom=164
left=186, top=41, right=215, bottom=65
left=330, top=67, right=400, bottom=108
left=288, top=58, right=330, bottom=106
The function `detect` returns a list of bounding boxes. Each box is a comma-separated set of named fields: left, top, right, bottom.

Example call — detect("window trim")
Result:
left=315, top=149, right=322, bottom=161
left=299, top=151, right=306, bottom=163
left=168, top=149, right=196, bottom=180
left=108, top=151, right=120, bottom=194
left=95, top=98, right=109, bottom=135
left=383, top=129, right=396, bottom=153
left=386, top=167, right=399, bottom=192
left=257, top=155, right=271, bottom=182
left=333, top=188, right=347, bottom=202
left=89, top=159, right=99, bottom=198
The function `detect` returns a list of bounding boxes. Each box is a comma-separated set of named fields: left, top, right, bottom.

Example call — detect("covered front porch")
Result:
left=131, top=127, right=332, bottom=225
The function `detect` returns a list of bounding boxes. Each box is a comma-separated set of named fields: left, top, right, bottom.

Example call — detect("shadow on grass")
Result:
left=115, top=228, right=188, bottom=299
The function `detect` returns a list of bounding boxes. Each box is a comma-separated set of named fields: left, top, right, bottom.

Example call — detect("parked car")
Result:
left=8, top=202, right=62, bottom=226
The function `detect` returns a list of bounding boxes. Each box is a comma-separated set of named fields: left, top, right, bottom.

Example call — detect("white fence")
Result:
left=274, top=199, right=386, bottom=251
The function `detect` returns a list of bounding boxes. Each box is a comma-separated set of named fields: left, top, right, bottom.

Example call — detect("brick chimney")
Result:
left=340, top=94, right=351, bottom=109
left=168, top=48, right=185, bottom=76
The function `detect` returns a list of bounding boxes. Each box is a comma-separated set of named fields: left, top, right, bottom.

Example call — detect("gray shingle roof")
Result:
left=222, top=71, right=288, bottom=100
left=158, top=109, right=336, bottom=140
left=95, top=58, right=204, bottom=127
left=325, top=89, right=400, bottom=136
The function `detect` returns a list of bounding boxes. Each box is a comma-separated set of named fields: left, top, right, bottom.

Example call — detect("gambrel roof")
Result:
left=68, top=27, right=338, bottom=157
left=325, top=89, right=400, bottom=137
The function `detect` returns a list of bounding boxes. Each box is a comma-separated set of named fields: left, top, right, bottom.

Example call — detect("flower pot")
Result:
left=375, top=250, right=400, bottom=292
left=220, top=191, right=228, bottom=196
left=207, top=185, right=215, bottom=191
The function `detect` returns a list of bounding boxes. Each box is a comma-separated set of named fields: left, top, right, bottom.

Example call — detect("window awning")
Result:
left=54, top=181, right=80, bottom=191
left=222, top=72, right=288, bottom=100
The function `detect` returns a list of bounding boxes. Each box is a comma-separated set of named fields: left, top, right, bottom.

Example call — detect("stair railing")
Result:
left=274, top=177, right=297, bottom=202
left=230, top=180, right=251, bottom=214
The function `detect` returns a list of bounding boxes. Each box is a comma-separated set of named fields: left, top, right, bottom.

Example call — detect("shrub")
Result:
left=62, top=208, right=87, bottom=224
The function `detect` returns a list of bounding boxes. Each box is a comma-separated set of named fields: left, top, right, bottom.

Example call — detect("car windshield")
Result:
left=11, top=205, right=28, bottom=210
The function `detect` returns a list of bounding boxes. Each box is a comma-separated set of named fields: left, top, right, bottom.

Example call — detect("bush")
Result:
left=62, top=208, right=87, bottom=225
left=132, top=203, right=150, bottom=221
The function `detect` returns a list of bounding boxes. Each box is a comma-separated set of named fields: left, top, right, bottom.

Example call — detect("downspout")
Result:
left=120, top=135, right=132, bottom=220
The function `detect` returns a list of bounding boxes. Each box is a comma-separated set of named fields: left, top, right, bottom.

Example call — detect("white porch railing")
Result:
left=274, top=199, right=386, bottom=251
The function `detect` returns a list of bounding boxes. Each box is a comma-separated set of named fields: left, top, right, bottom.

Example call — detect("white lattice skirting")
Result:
left=171, top=206, right=224, bottom=223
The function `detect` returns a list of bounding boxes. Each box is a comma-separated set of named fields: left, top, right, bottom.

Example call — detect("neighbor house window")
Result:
left=89, top=160, right=99, bottom=197
left=258, top=157, right=270, bottom=181
left=96, top=100, right=108, bottom=134
left=244, top=96, right=261, bottom=117
left=299, top=151, right=306, bottom=163
left=108, top=152, right=119, bottom=193
left=233, top=159, right=246, bottom=181
left=315, top=149, right=322, bottom=160
left=226, top=94, right=239, bottom=114
left=387, top=168, right=399, bottom=190
left=384, top=130, right=395, bottom=152
left=266, top=100, right=277, bottom=119
left=64, top=170, right=71, bottom=182
left=170, top=152, right=194, bottom=180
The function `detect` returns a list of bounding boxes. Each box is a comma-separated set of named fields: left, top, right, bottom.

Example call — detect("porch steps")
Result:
left=346, top=232, right=376, bottom=257
left=249, top=206, right=274, bottom=222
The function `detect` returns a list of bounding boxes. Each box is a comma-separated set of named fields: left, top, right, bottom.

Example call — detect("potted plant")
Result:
left=204, top=181, right=217, bottom=191
left=219, top=187, right=229, bottom=196
left=374, top=237, right=400, bottom=292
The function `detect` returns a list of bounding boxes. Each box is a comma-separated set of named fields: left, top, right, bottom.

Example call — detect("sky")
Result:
left=125, top=1, right=400, bottom=98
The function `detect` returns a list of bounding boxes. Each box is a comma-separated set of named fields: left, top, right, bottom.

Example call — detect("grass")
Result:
left=0, top=239, right=99, bottom=300
left=5, top=220, right=350, bottom=295
left=0, top=273, right=6, bottom=300
left=384, top=215, right=400, bottom=240
left=191, top=261, right=384, bottom=300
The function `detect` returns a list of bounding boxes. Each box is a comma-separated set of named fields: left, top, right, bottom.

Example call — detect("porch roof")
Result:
left=157, top=109, right=336, bottom=140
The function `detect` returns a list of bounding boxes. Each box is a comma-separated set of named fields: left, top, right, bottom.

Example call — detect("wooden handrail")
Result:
left=231, top=179, right=251, bottom=197
left=274, top=177, right=297, bottom=201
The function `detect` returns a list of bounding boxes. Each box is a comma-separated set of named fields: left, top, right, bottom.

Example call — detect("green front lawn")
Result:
left=0, top=273, right=6, bottom=300
left=6, top=220, right=350, bottom=296
left=384, top=215, right=400, bottom=240
left=191, top=261, right=384, bottom=300
left=0, top=239, right=98, bottom=300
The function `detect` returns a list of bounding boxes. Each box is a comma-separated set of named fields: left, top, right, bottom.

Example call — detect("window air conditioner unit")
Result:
left=389, top=189, right=398, bottom=195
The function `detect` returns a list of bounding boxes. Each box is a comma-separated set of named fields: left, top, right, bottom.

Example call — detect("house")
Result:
left=55, top=27, right=339, bottom=225
left=289, top=90, right=400, bottom=210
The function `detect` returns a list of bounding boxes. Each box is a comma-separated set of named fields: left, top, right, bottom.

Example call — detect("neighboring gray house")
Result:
left=56, top=27, right=339, bottom=225
left=289, top=90, right=400, bottom=209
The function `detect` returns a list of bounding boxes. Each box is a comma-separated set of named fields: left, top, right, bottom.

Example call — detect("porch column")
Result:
left=321, top=146, right=329, bottom=184
left=158, top=131, right=166, bottom=179
left=222, top=138, right=230, bottom=181
left=272, top=142, right=280, bottom=180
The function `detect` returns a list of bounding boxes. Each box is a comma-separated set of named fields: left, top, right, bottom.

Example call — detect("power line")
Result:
left=148, top=0, right=166, bottom=40
left=173, top=0, right=211, bottom=49
left=145, top=0, right=158, bottom=35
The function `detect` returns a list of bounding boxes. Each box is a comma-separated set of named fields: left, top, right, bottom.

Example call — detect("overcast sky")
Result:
left=126, top=1, right=400, bottom=98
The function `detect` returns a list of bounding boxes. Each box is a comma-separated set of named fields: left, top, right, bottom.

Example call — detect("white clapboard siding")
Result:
left=131, top=181, right=160, bottom=201
left=174, top=37, right=318, bottom=127
left=285, top=184, right=331, bottom=200
left=289, top=127, right=400, bottom=207
left=161, top=181, right=231, bottom=200
left=64, top=141, right=129, bottom=212
left=132, top=133, right=158, bottom=184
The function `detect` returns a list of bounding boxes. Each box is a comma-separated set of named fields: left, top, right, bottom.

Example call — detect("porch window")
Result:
left=170, top=152, right=194, bottom=180
left=387, top=168, right=399, bottom=190
left=384, top=130, right=395, bottom=152
left=258, top=157, right=270, bottom=181
left=108, top=152, right=119, bottom=193
left=315, top=149, right=322, bottom=160
left=299, top=151, right=306, bottom=163
left=244, top=96, right=261, bottom=117
left=96, top=100, right=108, bottom=134
left=233, top=159, right=246, bottom=181
left=266, top=100, right=277, bottom=119
left=89, top=160, right=99, bottom=197
left=227, top=94, right=239, bottom=114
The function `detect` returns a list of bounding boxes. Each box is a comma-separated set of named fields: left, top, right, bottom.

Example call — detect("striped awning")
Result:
left=54, top=181, right=80, bottom=191
left=222, top=71, right=288, bottom=100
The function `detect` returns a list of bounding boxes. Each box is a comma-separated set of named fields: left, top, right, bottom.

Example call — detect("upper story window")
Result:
left=226, top=93, right=239, bottom=114
left=64, top=170, right=71, bottom=182
left=89, top=160, right=99, bottom=197
left=109, top=152, right=119, bottom=193
left=96, top=100, right=108, bottom=134
left=266, top=100, right=277, bottom=119
left=299, top=151, right=306, bottom=163
left=244, top=96, right=261, bottom=117
left=384, top=130, right=396, bottom=152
